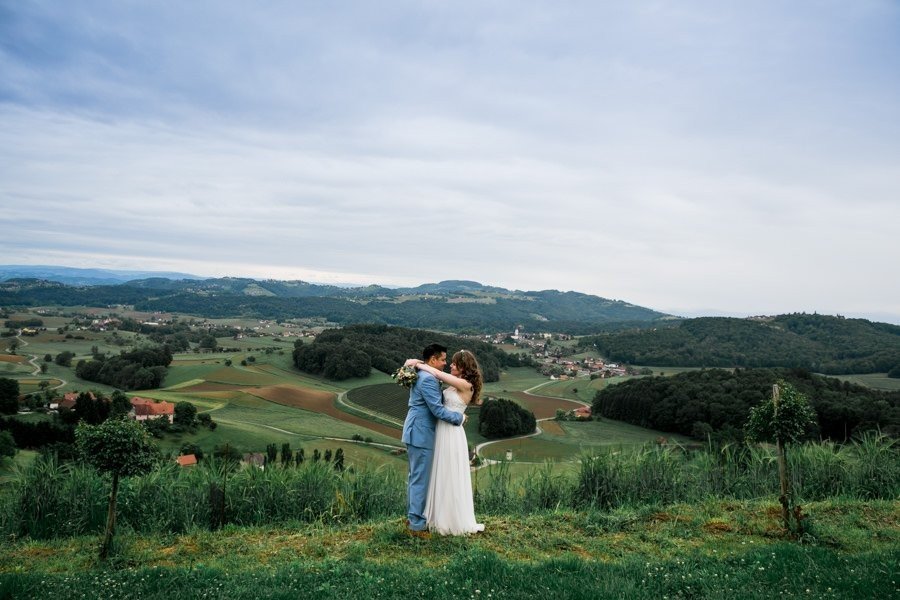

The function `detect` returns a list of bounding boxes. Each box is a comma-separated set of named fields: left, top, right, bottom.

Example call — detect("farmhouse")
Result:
left=51, top=391, right=97, bottom=411
left=130, top=397, right=174, bottom=423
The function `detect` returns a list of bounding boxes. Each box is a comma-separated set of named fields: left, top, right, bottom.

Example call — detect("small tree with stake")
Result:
left=76, top=418, right=159, bottom=559
left=745, top=381, right=816, bottom=534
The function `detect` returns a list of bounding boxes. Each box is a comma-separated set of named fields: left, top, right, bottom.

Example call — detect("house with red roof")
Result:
left=130, top=396, right=175, bottom=423
left=176, top=454, right=197, bottom=467
left=50, top=391, right=97, bottom=411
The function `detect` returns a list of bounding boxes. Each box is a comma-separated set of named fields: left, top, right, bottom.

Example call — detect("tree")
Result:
left=478, top=398, right=537, bottom=439
left=142, top=416, right=169, bottom=438
left=173, top=401, right=198, bottom=428
left=7, top=339, right=19, bottom=355
left=333, top=447, right=345, bottom=471
left=888, top=365, right=900, bottom=379
left=266, top=443, right=277, bottom=466
left=280, top=443, right=292, bottom=466
left=55, top=351, right=75, bottom=367
left=197, top=412, right=213, bottom=428
left=109, top=390, right=131, bottom=419
left=0, top=430, right=16, bottom=460
left=0, top=378, right=20, bottom=415
left=43, top=354, right=52, bottom=363
left=76, top=418, right=159, bottom=559
left=745, top=381, right=816, bottom=533
left=199, top=335, right=218, bottom=351
left=39, top=363, right=48, bottom=374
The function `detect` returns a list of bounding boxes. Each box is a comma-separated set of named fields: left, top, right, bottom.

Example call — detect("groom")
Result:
left=402, top=343, right=466, bottom=533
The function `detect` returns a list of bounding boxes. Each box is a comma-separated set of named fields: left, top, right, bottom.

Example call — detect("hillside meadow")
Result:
left=2, top=308, right=900, bottom=598
left=2, top=499, right=898, bottom=599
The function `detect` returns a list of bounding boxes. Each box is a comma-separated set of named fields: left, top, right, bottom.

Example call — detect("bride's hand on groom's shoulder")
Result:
left=404, top=358, right=422, bottom=368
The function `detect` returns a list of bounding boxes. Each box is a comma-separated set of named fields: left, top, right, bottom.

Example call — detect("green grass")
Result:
left=136, top=391, right=401, bottom=456
left=834, top=373, right=900, bottom=391
left=482, top=367, right=548, bottom=393
left=2, top=499, right=895, bottom=599
left=481, top=436, right=579, bottom=461
left=551, top=419, right=693, bottom=447
left=162, top=361, right=230, bottom=387
left=478, top=419, right=693, bottom=463
left=0, top=450, right=38, bottom=485
left=0, top=360, right=32, bottom=376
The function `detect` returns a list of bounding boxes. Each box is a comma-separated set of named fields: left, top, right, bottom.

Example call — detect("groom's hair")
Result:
left=422, top=343, right=447, bottom=362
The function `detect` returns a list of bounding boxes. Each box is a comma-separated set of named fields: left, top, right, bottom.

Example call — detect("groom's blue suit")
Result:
left=402, top=370, right=464, bottom=531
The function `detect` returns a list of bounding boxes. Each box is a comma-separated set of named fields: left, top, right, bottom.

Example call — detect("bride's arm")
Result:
left=404, top=359, right=472, bottom=393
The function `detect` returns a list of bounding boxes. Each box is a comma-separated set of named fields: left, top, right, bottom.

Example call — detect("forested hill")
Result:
left=293, top=324, right=532, bottom=381
left=579, top=314, right=900, bottom=374
left=593, top=368, right=900, bottom=441
left=0, top=278, right=667, bottom=333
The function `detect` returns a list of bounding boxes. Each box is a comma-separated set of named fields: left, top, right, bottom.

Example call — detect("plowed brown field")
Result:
left=539, top=420, right=566, bottom=435
left=507, top=392, right=585, bottom=419
left=247, top=385, right=401, bottom=439
left=0, top=354, right=26, bottom=363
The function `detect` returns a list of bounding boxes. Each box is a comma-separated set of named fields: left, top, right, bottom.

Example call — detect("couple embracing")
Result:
left=402, top=343, right=485, bottom=536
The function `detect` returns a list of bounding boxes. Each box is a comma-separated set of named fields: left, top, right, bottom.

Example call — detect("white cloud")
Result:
left=1, top=1, right=899, bottom=322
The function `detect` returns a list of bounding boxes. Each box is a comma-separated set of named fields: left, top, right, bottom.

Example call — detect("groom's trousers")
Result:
left=406, top=443, right=433, bottom=531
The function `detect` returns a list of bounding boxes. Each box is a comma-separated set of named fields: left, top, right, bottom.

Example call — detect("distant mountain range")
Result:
left=0, top=265, right=668, bottom=333
left=0, top=265, right=203, bottom=286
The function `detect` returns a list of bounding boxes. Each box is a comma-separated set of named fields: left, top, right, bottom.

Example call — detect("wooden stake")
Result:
left=773, top=384, right=791, bottom=530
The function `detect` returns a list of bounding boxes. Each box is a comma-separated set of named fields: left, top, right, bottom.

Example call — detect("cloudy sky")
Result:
left=1, top=1, right=899, bottom=322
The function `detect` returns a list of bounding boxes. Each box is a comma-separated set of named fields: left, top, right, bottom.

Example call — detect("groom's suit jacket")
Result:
left=401, top=370, right=464, bottom=449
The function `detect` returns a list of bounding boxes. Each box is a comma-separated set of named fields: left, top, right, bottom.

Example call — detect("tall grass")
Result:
left=2, top=436, right=897, bottom=539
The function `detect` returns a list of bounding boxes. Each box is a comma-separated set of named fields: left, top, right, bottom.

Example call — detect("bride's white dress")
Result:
left=425, top=387, right=485, bottom=535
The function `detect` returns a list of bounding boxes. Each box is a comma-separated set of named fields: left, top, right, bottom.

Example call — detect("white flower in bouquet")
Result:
left=392, top=365, right=418, bottom=388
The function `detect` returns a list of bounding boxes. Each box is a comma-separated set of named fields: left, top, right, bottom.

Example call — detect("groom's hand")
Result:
left=461, top=414, right=467, bottom=426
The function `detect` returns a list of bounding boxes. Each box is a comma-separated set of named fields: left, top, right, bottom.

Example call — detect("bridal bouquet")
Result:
left=392, top=365, right=418, bottom=388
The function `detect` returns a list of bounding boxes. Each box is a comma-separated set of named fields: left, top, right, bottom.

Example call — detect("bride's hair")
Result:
left=452, top=350, right=483, bottom=405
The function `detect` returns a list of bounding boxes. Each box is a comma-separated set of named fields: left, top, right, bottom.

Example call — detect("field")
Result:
left=834, top=372, right=900, bottom=391
left=346, top=383, right=409, bottom=423
left=5, top=306, right=896, bottom=477
left=480, top=419, right=693, bottom=462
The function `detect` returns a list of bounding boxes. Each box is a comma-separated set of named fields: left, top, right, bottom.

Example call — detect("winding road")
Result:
left=11, top=332, right=68, bottom=391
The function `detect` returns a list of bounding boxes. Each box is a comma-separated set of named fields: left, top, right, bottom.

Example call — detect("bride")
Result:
left=405, top=350, right=485, bottom=535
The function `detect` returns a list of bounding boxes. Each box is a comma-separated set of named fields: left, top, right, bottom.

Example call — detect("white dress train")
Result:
left=425, top=387, right=485, bottom=535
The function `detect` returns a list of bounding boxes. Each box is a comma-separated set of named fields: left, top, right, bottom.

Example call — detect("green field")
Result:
left=2, top=308, right=811, bottom=475
left=346, top=383, right=409, bottom=422
left=137, top=390, right=401, bottom=452
left=479, top=418, right=693, bottom=463
left=834, top=372, right=900, bottom=391
left=482, top=367, right=548, bottom=394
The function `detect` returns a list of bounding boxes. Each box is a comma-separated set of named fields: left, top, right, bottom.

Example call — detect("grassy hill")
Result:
left=1, top=498, right=897, bottom=599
